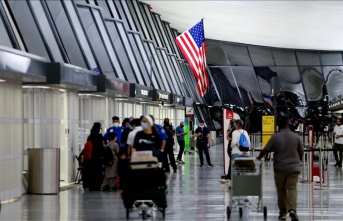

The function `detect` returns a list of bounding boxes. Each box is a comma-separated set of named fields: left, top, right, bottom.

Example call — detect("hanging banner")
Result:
left=262, top=116, right=275, bottom=147
left=223, top=109, right=240, bottom=175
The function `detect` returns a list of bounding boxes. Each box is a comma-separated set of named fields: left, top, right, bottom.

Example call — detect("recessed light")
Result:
left=0, top=79, right=6, bottom=83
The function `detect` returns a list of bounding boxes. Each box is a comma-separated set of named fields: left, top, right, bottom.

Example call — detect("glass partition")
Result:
left=0, top=9, right=13, bottom=48
left=221, top=42, right=252, bottom=66
left=300, top=66, right=325, bottom=101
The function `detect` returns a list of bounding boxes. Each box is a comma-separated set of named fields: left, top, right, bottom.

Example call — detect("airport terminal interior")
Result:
left=1, top=0, right=343, bottom=220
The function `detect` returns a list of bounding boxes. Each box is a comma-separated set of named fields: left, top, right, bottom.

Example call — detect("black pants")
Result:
left=225, top=144, right=232, bottom=180
left=333, top=143, right=343, bottom=164
left=164, top=141, right=177, bottom=171
left=177, top=140, right=185, bottom=161
left=197, top=142, right=211, bottom=165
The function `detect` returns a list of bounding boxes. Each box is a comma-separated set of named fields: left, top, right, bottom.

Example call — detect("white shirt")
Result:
left=334, top=125, right=343, bottom=144
left=231, top=129, right=250, bottom=154
left=127, top=126, right=143, bottom=146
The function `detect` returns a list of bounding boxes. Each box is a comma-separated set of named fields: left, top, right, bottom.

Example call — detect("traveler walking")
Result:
left=231, top=119, right=250, bottom=158
left=163, top=118, right=177, bottom=173
left=176, top=121, right=187, bottom=164
left=82, top=122, right=105, bottom=191
left=194, top=120, right=213, bottom=167
left=219, top=119, right=235, bottom=184
left=101, top=132, right=119, bottom=192
left=257, top=117, right=304, bottom=221
left=333, top=118, right=343, bottom=167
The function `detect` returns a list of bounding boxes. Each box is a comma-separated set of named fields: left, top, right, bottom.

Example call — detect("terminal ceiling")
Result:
left=144, top=1, right=343, bottom=50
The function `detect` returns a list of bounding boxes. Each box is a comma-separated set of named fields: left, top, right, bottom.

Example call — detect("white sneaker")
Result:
left=219, top=179, right=231, bottom=184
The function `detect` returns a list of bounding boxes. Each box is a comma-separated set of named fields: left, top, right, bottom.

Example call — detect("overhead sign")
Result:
left=186, top=106, right=194, bottom=115
left=129, top=83, right=153, bottom=100
left=153, top=89, right=171, bottom=102
left=328, top=99, right=343, bottom=111
left=171, top=94, right=185, bottom=106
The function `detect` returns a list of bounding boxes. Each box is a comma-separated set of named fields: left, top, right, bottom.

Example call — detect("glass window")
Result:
left=231, top=66, right=263, bottom=104
left=322, top=66, right=343, bottom=99
left=77, top=6, right=115, bottom=76
left=92, top=9, right=125, bottom=80
left=320, top=52, right=343, bottom=65
left=300, top=67, right=325, bottom=101
left=121, top=0, right=137, bottom=31
left=64, top=1, right=97, bottom=68
left=137, top=2, right=153, bottom=40
left=248, top=46, right=274, bottom=66
left=30, top=1, right=65, bottom=63
left=221, top=43, right=252, bottom=66
left=206, top=40, right=228, bottom=66
left=156, top=48, right=172, bottom=92
left=296, top=51, right=320, bottom=66
left=46, top=1, right=88, bottom=68
left=126, top=0, right=141, bottom=32
left=272, top=49, right=297, bottom=66
left=142, top=4, right=162, bottom=47
left=96, top=0, right=112, bottom=18
left=216, top=66, right=244, bottom=106
left=161, top=49, right=181, bottom=94
left=7, top=0, right=50, bottom=60
left=131, top=1, right=150, bottom=39
left=128, top=32, right=151, bottom=87
left=254, top=66, right=277, bottom=95
left=162, top=21, right=177, bottom=54
left=113, top=0, right=130, bottom=29
left=152, top=12, right=167, bottom=48
left=276, top=67, right=307, bottom=106
left=105, top=20, right=141, bottom=84
left=0, top=11, right=13, bottom=48
left=169, top=54, right=185, bottom=95
left=143, top=41, right=165, bottom=90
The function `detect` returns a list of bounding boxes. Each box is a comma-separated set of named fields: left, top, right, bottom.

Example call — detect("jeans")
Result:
left=197, top=142, right=211, bottom=165
left=225, top=144, right=232, bottom=180
left=177, top=140, right=185, bottom=161
left=333, top=143, right=343, bottom=164
left=274, top=172, right=300, bottom=216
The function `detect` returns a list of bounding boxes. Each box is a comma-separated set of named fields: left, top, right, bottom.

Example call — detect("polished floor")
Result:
left=1, top=145, right=343, bottom=220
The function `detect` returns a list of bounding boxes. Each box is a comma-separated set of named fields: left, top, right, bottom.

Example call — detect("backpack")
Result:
left=103, top=146, right=114, bottom=166
left=238, top=130, right=249, bottom=152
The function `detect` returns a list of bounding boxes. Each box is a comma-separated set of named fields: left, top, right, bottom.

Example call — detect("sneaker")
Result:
left=289, top=210, right=299, bottom=221
left=178, top=160, right=185, bottom=164
left=200, top=164, right=204, bottom=168
left=219, top=179, right=231, bottom=184
left=278, top=215, right=287, bottom=220
left=208, top=164, right=214, bottom=167
left=339, top=165, right=342, bottom=168
left=334, top=162, right=339, bottom=167
left=173, top=169, right=177, bottom=173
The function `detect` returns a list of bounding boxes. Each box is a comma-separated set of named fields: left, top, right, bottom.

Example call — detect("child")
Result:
left=101, top=132, right=119, bottom=191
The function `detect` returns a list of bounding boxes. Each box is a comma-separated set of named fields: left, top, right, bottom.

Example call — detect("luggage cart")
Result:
left=226, top=158, right=267, bottom=219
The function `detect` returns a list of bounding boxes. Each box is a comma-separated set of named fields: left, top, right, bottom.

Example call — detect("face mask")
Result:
left=181, top=125, right=184, bottom=128
left=200, top=125, right=204, bottom=128
left=99, top=130, right=103, bottom=135
left=141, top=122, right=149, bottom=130
left=129, top=125, right=133, bottom=130
left=113, top=123, right=119, bottom=128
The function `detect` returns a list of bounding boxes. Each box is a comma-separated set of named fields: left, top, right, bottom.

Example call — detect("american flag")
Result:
left=247, top=92, right=254, bottom=107
left=175, top=20, right=209, bottom=98
left=262, top=94, right=273, bottom=107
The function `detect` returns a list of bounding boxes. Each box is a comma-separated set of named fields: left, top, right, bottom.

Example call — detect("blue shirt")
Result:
left=105, top=126, right=125, bottom=147
left=176, top=126, right=185, bottom=141
left=154, top=123, right=168, bottom=141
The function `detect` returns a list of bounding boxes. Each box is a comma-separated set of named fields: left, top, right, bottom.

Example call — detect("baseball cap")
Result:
left=180, top=121, right=185, bottom=126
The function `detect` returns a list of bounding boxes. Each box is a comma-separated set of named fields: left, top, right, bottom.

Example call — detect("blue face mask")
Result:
left=129, top=125, right=133, bottom=130
left=141, top=122, right=149, bottom=130
left=113, top=123, right=119, bottom=128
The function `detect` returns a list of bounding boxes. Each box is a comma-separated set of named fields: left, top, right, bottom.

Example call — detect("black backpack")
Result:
left=103, top=146, right=114, bottom=166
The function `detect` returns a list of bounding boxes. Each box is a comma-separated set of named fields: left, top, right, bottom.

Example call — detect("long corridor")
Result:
left=1, top=145, right=343, bottom=221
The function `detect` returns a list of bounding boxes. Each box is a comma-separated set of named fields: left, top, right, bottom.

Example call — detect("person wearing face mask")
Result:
left=105, top=116, right=126, bottom=147
left=82, top=122, right=105, bottom=191
left=176, top=121, right=187, bottom=164
left=163, top=118, right=177, bottom=173
left=132, top=115, right=162, bottom=154
left=194, top=120, right=213, bottom=167
left=121, top=118, right=132, bottom=157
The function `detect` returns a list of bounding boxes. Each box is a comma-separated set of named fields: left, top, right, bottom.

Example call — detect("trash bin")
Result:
left=28, top=148, right=60, bottom=194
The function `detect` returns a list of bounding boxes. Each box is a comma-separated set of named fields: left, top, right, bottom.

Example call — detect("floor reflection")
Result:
left=1, top=146, right=343, bottom=220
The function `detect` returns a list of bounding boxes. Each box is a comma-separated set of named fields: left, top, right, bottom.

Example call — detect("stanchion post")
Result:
left=319, top=147, right=323, bottom=189
left=302, top=150, right=306, bottom=180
